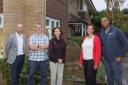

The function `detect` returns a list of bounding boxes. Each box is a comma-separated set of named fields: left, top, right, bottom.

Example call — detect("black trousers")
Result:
left=83, top=59, right=97, bottom=85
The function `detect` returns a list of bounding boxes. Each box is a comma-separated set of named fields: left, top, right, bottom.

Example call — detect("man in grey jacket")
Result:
left=5, top=24, right=26, bottom=85
left=100, top=17, right=128, bottom=85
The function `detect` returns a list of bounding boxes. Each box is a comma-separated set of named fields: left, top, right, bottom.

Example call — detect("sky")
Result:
left=92, top=0, right=128, bottom=11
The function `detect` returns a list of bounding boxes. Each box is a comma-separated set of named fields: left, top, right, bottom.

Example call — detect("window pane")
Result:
left=0, top=17, right=2, bottom=25
left=51, top=21, right=55, bottom=28
left=46, top=19, right=50, bottom=26
left=56, top=22, right=60, bottom=27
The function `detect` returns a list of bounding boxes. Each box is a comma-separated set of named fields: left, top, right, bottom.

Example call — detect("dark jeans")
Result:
left=104, top=60, right=123, bottom=85
left=83, top=59, right=97, bottom=85
left=27, top=60, right=48, bottom=85
left=11, top=54, right=25, bottom=85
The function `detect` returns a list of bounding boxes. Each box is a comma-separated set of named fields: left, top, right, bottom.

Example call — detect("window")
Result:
left=46, top=19, right=50, bottom=26
left=0, top=14, right=3, bottom=28
left=56, top=22, right=60, bottom=27
left=51, top=21, right=55, bottom=28
left=78, top=0, right=87, bottom=11
left=45, top=17, right=60, bottom=39
left=45, top=17, right=60, bottom=29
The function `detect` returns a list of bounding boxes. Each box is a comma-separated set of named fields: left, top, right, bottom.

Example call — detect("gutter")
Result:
left=88, top=0, right=98, bottom=15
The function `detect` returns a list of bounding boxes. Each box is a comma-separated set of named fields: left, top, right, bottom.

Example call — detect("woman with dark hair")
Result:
left=79, top=24, right=101, bottom=85
left=49, top=27, right=66, bottom=85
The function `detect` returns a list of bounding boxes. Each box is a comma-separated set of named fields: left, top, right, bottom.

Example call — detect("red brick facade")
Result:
left=46, top=0, right=69, bottom=41
left=0, top=0, right=2, bottom=13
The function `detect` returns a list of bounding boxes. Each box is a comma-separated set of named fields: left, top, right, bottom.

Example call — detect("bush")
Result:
left=69, top=36, right=83, bottom=47
left=0, top=59, right=50, bottom=85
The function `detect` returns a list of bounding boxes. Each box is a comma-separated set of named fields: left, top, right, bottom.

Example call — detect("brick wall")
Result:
left=0, top=0, right=3, bottom=45
left=0, top=0, right=3, bottom=13
left=68, top=0, right=78, bottom=17
left=3, top=0, right=46, bottom=42
left=0, top=30, right=3, bottom=46
left=46, top=0, right=69, bottom=41
left=24, top=0, right=46, bottom=39
left=3, top=0, right=25, bottom=41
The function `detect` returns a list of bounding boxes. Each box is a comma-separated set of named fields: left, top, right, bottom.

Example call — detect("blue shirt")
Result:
left=29, top=34, right=49, bottom=61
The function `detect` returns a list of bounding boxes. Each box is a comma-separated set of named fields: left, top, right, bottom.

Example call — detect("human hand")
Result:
left=79, top=64, right=83, bottom=69
left=94, top=65, right=99, bottom=70
left=115, top=57, right=122, bottom=63
left=58, top=59, right=63, bottom=64
left=30, top=45, right=39, bottom=51
left=39, top=44, right=48, bottom=49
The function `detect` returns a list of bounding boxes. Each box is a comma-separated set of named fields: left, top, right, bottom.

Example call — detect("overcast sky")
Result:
left=92, top=0, right=128, bottom=11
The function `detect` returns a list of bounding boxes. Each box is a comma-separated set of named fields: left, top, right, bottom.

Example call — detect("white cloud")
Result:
left=92, top=0, right=106, bottom=11
left=121, top=0, right=128, bottom=9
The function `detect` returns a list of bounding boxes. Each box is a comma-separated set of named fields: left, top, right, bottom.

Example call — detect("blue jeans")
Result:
left=11, top=54, right=25, bottom=85
left=104, top=60, right=123, bottom=85
left=27, top=60, right=48, bottom=85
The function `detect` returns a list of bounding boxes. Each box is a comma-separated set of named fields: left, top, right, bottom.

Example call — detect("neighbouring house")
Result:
left=46, top=0, right=69, bottom=40
left=46, top=0, right=97, bottom=39
left=68, top=0, right=97, bottom=37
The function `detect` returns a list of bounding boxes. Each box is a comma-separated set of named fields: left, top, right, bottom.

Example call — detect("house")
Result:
left=1, top=0, right=97, bottom=59
left=46, top=0, right=97, bottom=39
left=3, top=0, right=69, bottom=42
left=3, top=0, right=97, bottom=41
left=2, top=0, right=97, bottom=51
left=68, top=0, right=97, bottom=36
left=1, top=0, right=100, bottom=84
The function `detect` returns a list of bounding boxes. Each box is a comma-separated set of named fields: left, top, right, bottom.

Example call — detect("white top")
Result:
left=16, top=32, right=24, bottom=55
left=82, top=36, right=94, bottom=60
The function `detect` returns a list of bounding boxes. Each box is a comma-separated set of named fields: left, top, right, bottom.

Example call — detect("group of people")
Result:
left=5, top=17, right=128, bottom=85
left=5, top=23, right=66, bottom=85
left=79, top=17, right=128, bottom=85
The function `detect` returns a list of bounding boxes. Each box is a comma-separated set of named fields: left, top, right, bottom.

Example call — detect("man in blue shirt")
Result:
left=100, top=17, right=128, bottom=85
left=27, top=23, right=49, bottom=85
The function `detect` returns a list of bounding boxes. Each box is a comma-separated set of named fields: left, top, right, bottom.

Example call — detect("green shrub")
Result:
left=69, top=36, right=83, bottom=47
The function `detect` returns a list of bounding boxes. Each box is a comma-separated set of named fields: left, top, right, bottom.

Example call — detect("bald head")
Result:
left=17, top=24, right=23, bottom=27
left=101, top=17, right=110, bottom=29
left=16, top=24, right=23, bottom=34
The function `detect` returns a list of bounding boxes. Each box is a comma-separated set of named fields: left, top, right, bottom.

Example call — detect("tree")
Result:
left=103, top=0, right=128, bottom=32
left=104, top=0, right=126, bottom=17
left=123, top=8, right=128, bottom=14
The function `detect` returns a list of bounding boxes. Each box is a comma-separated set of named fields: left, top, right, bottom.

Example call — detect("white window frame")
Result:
left=78, top=0, right=88, bottom=12
left=45, top=17, right=60, bottom=29
left=0, top=14, right=3, bottom=28
left=45, top=17, right=61, bottom=39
